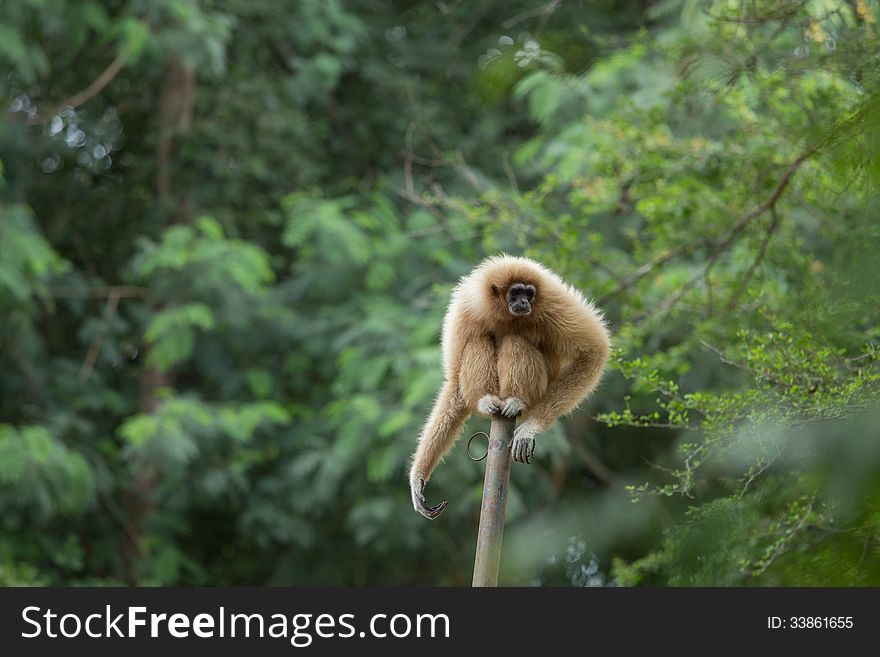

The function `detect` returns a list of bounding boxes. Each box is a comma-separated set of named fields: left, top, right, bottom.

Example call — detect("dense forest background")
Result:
left=1, top=0, right=879, bottom=586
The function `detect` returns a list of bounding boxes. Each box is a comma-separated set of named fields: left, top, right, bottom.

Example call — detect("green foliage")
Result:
left=0, top=425, right=95, bottom=520
left=120, top=396, right=290, bottom=472
left=144, top=303, right=216, bottom=369
left=136, top=217, right=274, bottom=295
left=0, top=205, right=66, bottom=308
left=1, top=0, right=879, bottom=586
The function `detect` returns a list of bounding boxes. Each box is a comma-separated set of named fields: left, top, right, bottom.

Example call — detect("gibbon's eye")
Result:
left=524, top=287, right=535, bottom=301
left=490, top=284, right=500, bottom=297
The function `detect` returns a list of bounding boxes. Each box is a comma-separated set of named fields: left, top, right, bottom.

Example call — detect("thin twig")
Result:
left=502, top=0, right=561, bottom=29
left=566, top=433, right=615, bottom=485
left=597, top=242, right=699, bottom=305
left=746, top=495, right=815, bottom=575
left=727, top=206, right=782, bottom=311
left=719, top=150, right=812, bottom=240
left=400, top=149, right=451, bottom=167
left=452, top=150, right=486, bottom=193
left=79, top=289, right=121, bottom=382
left=501, top=150, right=518, bottom=192
left=29, top=50, right=129, bottom=125
left=390, top=186, right=445, bottom=220
left=51, top=285, right=149, bottom=299
left=701, top=340, right=750, bottom=373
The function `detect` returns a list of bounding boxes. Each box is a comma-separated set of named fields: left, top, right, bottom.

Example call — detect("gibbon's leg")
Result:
left=497, top=334, right=548, bottom=421
left=410, top=380, right=469, bottom=519
left=458, top=334, right=502, bottom=416
left=512, top=345, right=609, bottom=464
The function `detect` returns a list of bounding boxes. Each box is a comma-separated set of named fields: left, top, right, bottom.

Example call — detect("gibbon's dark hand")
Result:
left=511, top=419, right=539, bottom=464
left=411, top=475, right=448, bottom=520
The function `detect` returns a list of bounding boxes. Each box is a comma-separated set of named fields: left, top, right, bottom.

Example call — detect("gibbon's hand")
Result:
left=477, top=394, right=503, bottom=416
left=500, top=397, right=526, bottom=418
left=411, top=475, right=448, bottom=520
left=511, top=418, right=540, bottom=464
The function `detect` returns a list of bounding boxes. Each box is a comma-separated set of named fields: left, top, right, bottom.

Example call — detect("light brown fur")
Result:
left=410, top=255, right=611, bottom=518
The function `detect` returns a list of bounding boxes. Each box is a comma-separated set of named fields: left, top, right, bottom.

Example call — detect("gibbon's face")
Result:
left=493, top=282, right=536, bottom=317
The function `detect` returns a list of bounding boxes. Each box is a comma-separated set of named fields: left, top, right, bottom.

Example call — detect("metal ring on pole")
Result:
left=466, top=431, right=490, bottom=461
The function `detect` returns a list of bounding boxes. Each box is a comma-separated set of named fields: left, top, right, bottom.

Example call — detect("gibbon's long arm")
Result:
left=411, top=324, right=500, bottom=519
left=409, top=379, right=469, bottom=519
left=511, top=340, right=610, bottom=463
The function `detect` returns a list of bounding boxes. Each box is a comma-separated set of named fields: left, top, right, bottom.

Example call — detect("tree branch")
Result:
left=565, top=429, right=615, bottom=486
left=716, top=150, right=812, bottom=244
left=621, top=150, right=812, bottom=319
left=597, top=241, right=700, bottom=306
left=79, top=289, right=121, bottom=382
left=30, top=49, right=129, bottom=125
left=51, top=285, right=149, bottom=299
left=726, top=206, right=782, bottom=311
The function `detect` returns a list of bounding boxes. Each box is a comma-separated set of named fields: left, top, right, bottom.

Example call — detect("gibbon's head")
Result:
left=471, top=255, right=555, bottom=322
left=494, top=280, right=535, bottom=317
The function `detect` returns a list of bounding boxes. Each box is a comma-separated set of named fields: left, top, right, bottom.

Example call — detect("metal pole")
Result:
left=472, top=415, right=515, bottom=587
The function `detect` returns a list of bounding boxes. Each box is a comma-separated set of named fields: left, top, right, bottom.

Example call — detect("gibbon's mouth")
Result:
left=510, top=306, right=531, bottom=317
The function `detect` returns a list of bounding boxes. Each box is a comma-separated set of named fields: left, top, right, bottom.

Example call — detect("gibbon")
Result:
left=409, top=255, right=611, bottom=519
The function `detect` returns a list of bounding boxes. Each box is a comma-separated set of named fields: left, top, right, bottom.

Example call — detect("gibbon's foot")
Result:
left=500, top=397, right=526, bottom=418
left=477, top=394, right=504, bottom=416
left=411, top=475, right=448, bottom=520
left=511, top=419, right=539, bottom=464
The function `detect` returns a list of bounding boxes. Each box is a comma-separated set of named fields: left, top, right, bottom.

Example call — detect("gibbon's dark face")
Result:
left=505, top=282, right=536, bottom=317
